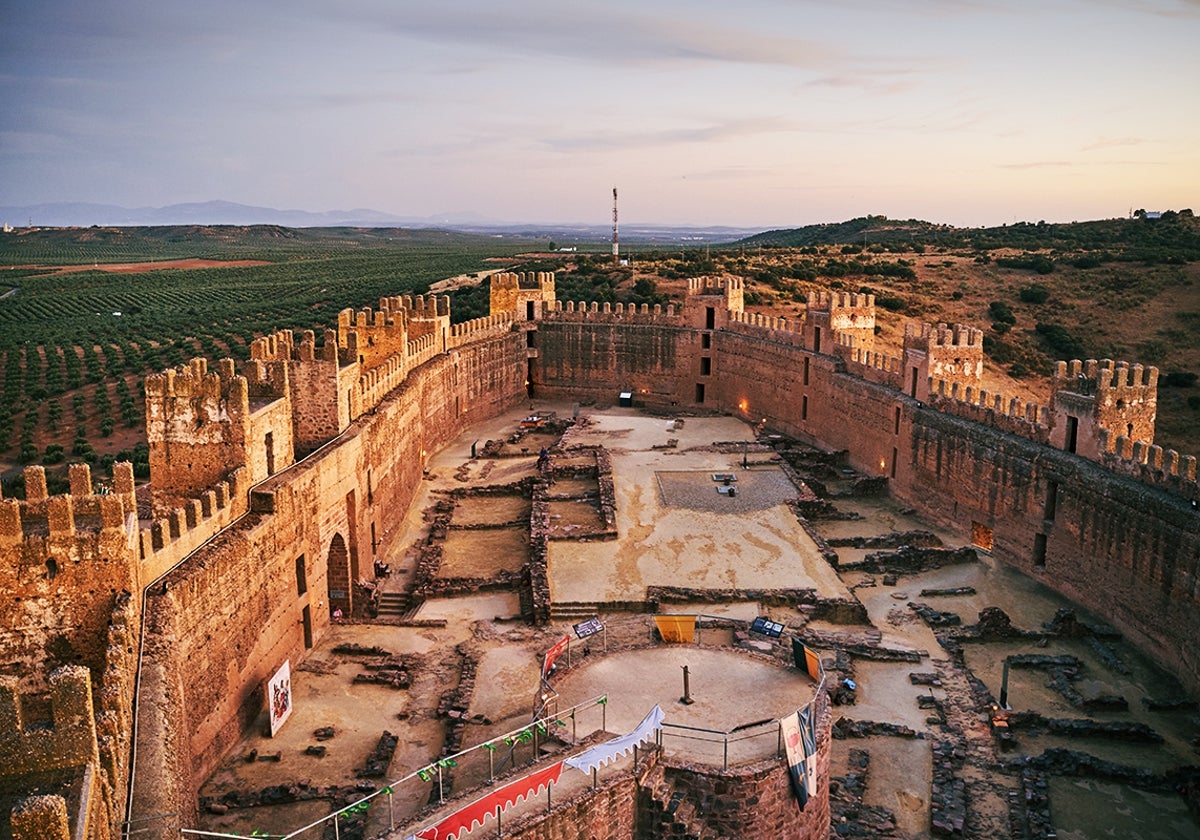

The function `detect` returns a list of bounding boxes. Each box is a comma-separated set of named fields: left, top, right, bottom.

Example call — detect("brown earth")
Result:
left=11, top=258, right=271, bottom=275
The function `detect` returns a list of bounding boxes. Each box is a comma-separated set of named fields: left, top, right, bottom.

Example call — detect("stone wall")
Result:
left=130, top=331, right=528, bottom=831
left=533, top=312, right=1200, bottom=694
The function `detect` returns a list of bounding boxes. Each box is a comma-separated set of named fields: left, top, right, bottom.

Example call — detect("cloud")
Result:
left=1081, top=136, right=1145, bottom=151
left=997, top=161, right=1074, bottom=169
left=542, top=117, right=794, bottom=153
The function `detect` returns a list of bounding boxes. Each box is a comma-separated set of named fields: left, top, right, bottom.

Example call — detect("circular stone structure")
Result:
left=550, top=644, right=820, bottom=766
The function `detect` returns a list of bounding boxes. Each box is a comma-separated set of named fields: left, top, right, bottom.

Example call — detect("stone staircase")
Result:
left=549, top=600, right=603, bottom=621
left=376, top=591, right=420, bottom=620
left=549, top=599, right=650, bottom=621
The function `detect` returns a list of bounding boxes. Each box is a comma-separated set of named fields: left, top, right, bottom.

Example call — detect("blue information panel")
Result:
left=750, top=616, right=784, bottom=638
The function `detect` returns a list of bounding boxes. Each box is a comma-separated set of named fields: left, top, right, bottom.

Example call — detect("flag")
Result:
left=542, top=635, right=570, bottom=678
left=654, top=615, right=697, bottom=643
left=790, top=638, right=821, bottom=681
left=780, top=711, right=808, bottom=808
left=797, top=703, right=818, bottom=799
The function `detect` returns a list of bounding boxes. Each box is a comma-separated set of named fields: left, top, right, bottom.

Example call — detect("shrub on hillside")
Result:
left=988, top=301, right=1016, bottom=325
left=1035, top=322, right=1085, bottom=359
left=1019, top=284, right=1051, bottom=304
left=1163, top=371, right=1198, bottom=387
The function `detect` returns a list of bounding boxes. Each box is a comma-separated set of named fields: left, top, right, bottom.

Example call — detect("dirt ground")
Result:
left=192, top=404, right=1200, bottom=840
left=11, top=258, right=271, bottom=275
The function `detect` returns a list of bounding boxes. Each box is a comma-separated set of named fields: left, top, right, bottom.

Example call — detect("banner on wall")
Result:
left=791, top=638, right=822, bottom=681
left=563, top=705, right=664, bottom=775
left=415, top=760, right=565, bottom=840
left=781, top=711, right=809, bottom=808
left=653, top=615, right=697, bottom=643
left=266, top=660, right=292, bottom=736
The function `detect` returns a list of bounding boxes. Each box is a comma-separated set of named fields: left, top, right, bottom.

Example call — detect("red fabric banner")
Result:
left=542, top=634, right=570, bottom=677
left=416, top=760, right=565, bottom=840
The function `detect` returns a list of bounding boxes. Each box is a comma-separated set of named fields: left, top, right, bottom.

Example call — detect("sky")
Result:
left=1, top=0, right=1198, bottom=228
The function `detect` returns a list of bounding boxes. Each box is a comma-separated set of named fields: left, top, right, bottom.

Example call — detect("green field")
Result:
left=0, top=226, right=538, bottom=490
left=2, top=219, right=1197, bottom=495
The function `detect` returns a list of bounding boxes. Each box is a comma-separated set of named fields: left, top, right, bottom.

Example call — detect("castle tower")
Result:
left=1, top=666, right=108, bottom=840
left=488, top=272, right=557, bottom=321
left=1049, top=359, right=1157, bottom=460
left=145, top=356, right=295, bottom=502
left=806, top=292, right=875, bottom=355
left=902, top=322, right=984, bottom=402
left=682, top=275, right=744, bottom=331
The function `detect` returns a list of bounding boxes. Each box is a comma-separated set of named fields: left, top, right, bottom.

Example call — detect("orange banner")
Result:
left=654, top=615, right=697, bottom=643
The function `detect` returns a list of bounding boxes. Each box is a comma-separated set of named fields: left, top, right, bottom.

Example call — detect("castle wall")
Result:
left=533, top=311, right=1200, bottom=692
left=0, top=467, right=140, bottom=690
left=534, top=318, right=691, bottom=407
left=134, top=332, right=528, bottom=821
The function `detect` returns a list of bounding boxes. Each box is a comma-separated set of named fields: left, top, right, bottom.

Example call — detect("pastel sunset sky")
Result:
left=2, top=0, right=1197, bottom=227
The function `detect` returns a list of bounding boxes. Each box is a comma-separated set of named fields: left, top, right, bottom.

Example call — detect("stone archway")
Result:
left=327, top=533, right=351, bottom=617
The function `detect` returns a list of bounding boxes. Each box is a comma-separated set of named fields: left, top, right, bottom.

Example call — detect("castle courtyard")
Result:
left=191, top=404, right=1199, bottom=840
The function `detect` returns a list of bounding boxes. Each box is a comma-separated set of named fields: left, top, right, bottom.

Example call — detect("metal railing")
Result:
left=181, top=695, right=610, bottom=840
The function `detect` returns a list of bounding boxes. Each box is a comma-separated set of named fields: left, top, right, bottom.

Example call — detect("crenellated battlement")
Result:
left=0, top=665, right=98, bottom=774
left=0, top=463, right=136, bottom=544
left=728, top=309, right=802, bottom=334
left=145, top=359, right=253, bottom=415
left=1053, top=358, right=1159, bottom=393
left=139, top=467, right=248, bottom=565
left=540, top=300, right=681, bottom=324
left=807, top=291, right=874, bottom=312
left=489, top=270, right=556, bottom=292
left=903, top=321, right=984, bottom=350
left=1096, top=429, right=1198, bottom=500
left=686, top=275, right=744, bottom=296
left=927, top=379, right=1051, bottom=443
left=836, top=332, right=903, bottom=388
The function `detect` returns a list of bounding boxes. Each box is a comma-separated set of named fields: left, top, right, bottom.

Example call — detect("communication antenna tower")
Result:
left=612, top=187, right=619, bottom=265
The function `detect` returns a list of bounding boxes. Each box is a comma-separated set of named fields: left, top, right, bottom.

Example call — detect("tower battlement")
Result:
left=0, top=463, right=135, bottom=544
left=903, top=321, right=983, bottom=350
left=489, top=272, right=558, bottom=321
left=686, top=275, right=744, bottom=296
left=0, top=665, right=98, bottom=773
left=1053, top=359, right=1159, bottom=393
left=806, top=291, right=874, bottom=312
left=1050, top=359, right=1158, bottom=458
left=806, top=291, right=875, bottom=355
left=901, top=322, right=984, bottom=402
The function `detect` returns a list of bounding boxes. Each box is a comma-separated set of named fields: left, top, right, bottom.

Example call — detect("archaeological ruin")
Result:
left=1, top=270, right=1197, bottom=840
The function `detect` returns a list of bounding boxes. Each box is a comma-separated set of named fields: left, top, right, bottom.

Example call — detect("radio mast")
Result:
left=612, top=187, right=619, bottom=265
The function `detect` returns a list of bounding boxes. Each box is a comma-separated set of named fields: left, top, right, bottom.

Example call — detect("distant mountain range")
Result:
left=0, top=200, right=495, bottom=229
left=0, top=200, right=762, bottom=243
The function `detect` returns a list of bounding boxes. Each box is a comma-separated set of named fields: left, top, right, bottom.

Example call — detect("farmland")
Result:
left=2, top=216, right=1198, bottom=494
left=0, top=225, right=538, bottom=492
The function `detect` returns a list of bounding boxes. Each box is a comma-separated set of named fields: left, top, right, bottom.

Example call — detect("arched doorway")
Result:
left=327, top=533, right=351, bottom=618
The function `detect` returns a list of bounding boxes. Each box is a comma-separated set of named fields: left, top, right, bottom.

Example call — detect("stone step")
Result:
left=376, top=592, right=410, bottom=616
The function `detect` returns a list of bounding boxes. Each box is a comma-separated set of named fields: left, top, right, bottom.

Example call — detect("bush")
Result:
left=988, top=301, right=1016, bottom=324
left=1019, top=284, right=1051, bottom=304
left=1163, top=371, right=1198, bottom=387
left=44, top=443, right=65, bottom=464
left=876, top=296, right=907, bottom=312
left=1035, top=322, right=1085, bottom=359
